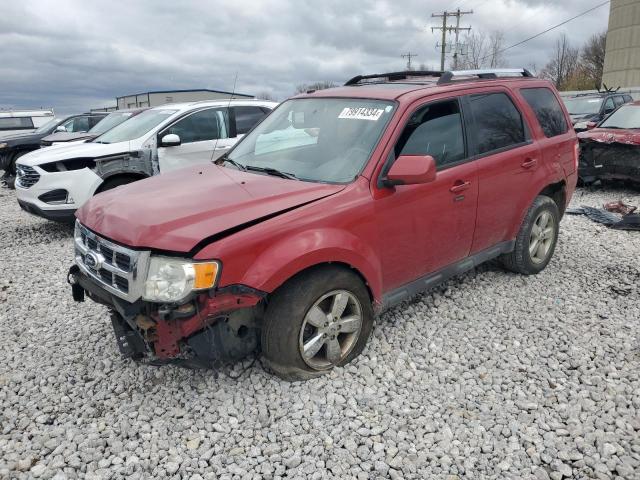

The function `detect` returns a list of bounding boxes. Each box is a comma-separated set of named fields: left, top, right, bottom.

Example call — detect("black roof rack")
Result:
left=437, top=68, right=535, bottom=85
left=344, top=70, right=443, bottom=86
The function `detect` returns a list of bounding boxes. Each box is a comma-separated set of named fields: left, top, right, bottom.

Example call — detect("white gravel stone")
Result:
left=1, top=184, right=639, bottom=479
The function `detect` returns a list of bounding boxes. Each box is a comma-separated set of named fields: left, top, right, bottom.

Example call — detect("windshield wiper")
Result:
left=217, top=156, right=247, bottom=171
left=245, top=165, right=298, bottom=180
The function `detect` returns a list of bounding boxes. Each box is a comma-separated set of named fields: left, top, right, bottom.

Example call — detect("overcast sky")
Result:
left=0, top=0, right=610, bottom=114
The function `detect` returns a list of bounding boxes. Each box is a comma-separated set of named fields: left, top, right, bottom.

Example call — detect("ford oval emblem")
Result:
left=85, top=252, right=100, bottom=270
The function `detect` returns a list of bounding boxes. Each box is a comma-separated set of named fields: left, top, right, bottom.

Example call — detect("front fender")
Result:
left=239, top=227, right=382, bottom=304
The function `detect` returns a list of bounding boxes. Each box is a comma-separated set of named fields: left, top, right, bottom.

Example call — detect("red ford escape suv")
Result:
left=69, top=69, right=578, bottom=380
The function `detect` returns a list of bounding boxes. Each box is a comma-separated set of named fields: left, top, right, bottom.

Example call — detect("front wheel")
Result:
left=500, top=195, right=560, bottom=275
left=261, top=266, right=374, bottom=381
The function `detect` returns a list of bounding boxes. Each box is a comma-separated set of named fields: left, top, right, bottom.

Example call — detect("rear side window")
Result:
left=234, top=106, right=268, bottom=135
left=395, top=100, right=466, bottom=168
left=613, top=96, right=624, bottom=107
left=0, top=117, right=34, bottom=129
left=520, top=87, right=568, bottom=138
left=468, top=93, right=526, bottom=154
left=624, top=95, right=633, bottom=103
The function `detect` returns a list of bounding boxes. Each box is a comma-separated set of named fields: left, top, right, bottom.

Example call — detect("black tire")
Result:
left=96, top=175, right=140, bottom=194
left=4, top=151, right=28, bottom=189
left=261, top=265, right=374, bottom=381
left=500, top=195, right=560, bottom=275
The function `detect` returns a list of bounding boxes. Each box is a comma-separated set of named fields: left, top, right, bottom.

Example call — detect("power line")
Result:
left=401, top=52, right=418, bottom=70
left=480, top=0, right=610, bottom=61
left=431, top=9, right=473, bottom=71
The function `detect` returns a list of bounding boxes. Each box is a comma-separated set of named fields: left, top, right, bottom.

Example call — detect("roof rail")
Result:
left=345, top=70, right=443, bottom=86
left=437, top=68, right=534, bottom=85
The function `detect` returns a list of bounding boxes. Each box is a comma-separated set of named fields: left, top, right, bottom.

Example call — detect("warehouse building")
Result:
left=116, top=88, right=253, bottom=109
left=602, top=0, right=640, bottom=88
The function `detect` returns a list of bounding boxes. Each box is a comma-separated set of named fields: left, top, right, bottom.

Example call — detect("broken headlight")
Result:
left=143, top=256, right=220, bottom=303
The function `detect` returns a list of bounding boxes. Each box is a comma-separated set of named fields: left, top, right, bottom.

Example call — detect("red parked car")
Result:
left=69, top=69, right=578, bottom=380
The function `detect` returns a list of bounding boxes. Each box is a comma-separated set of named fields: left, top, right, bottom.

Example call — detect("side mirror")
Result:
left=56, top=125, right=67, bottom=132
left=160, top=133, right=181, bottom=147
left=586, top=121, right=597, bottom=130
left=384, top=154, right=437, bottom=187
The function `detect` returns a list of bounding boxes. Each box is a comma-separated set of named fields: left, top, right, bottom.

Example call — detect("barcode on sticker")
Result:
left=338, top=107, right=385, bottom=121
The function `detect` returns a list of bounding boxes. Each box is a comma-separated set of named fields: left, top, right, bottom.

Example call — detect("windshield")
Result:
left=35, top=118, right=60, bottom=134
left=94, top=109, right=176, bottom=144
left=89, top=112, right=135, bottom=135
left=226, top=98, right=395, bottom=183
left=563, top=97, right=602, bottom=115
left=599, top=105, right=640, bottom=129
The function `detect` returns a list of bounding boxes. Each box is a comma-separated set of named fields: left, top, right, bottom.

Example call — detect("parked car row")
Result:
left=562, top=91, right=634, bottom=132
left=54, top=68, right=579, bottom=380
left=13, top=100, right=276, bottom=221
left=0, top=111, right=109, bottom=187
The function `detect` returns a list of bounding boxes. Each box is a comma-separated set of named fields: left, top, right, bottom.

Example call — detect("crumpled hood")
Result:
left=578, top=128, right=640, bottom=145
left=76, top=164, right=346, bottom=253
left=17, top=141, right=131, bottom=167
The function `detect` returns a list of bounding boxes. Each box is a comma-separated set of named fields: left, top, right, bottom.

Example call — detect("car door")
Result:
left=465, top=89, right=543, bottom=254
left=157, top=107, right=230, bottom=173
left=374, top=97, right=478, bottom=291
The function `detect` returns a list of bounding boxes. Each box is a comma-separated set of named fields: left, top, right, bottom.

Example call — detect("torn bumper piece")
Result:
left=68, top=265, right=266, bottom=365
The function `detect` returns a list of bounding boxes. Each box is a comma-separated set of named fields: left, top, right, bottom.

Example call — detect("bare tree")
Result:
left=256, top=91, right=275, bottom=101
left=540, top=34, right=579, bottom=89
left=581, top=32, right=606, bottom=89
left=458, top=30, right=506, bottom=70
left=295, top=81, right=337, bottom=94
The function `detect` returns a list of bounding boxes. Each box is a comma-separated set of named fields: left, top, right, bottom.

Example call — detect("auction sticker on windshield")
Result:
left=338, top=107, right=385, bottom=121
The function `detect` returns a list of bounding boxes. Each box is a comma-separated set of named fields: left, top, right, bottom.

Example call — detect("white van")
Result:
left=15, top=99, right=277, bottom=222
left=0, top=109, right=55, bottom=135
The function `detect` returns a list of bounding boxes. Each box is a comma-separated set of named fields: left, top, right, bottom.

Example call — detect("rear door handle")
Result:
left=521, top=158, right=538, bottom=169
left=450, top=181, right=471, bottom=194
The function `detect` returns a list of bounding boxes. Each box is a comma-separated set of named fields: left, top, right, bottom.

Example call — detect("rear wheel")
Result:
left=261, top=266, right=374, bottom=381
left=500, top=195, right=559, bottom=275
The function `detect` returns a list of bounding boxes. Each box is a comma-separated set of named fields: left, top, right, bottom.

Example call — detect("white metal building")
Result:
left=115, top=88, right=254, bottom=110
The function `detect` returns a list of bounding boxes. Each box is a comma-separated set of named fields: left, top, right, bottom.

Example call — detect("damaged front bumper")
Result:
left=68, top=265, right=266, bottom=367
left=579, top=137, right=640, bottom=184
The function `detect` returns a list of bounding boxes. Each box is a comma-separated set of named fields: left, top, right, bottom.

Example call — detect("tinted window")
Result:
left=166, top=108, right=228, bottom=143
left=603, top=97, right=615, bottom=113
left=71, top=116, right=90, bottom=132
left=469, top=93, right=526, bottom=154
left=624, top=95, right=633, bottom=103
left=235, top=106, right=268, bottom=135
left=613, top=96, right=624, bottom=107
left=395, top=100, right=465, bottom=167
left=520, top=87, right=568, bottom=137
left=0, top=117, right=34, bottom=129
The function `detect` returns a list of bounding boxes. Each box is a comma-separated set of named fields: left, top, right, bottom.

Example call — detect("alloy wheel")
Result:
left=529, top=210, right=555, bottom=264
left=299, top=290, right=363, bottom=370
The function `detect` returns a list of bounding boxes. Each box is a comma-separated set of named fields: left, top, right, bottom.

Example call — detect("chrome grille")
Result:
left=74, top=221, right=150, bottom=302
left=16, top=165, right=40, bottom=188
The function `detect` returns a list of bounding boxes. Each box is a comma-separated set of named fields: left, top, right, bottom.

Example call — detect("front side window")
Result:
left=95, top=109, right=177, bottom=144
left=165, top=108, right=228, bottom=143
left=520, top=87, right=568, bottom=138
left=70, top=116, right=90, bottom=132
left=599, top=105, right=640, bottom=129
left=394, top=99, right=466, bottom=168
left=234, top=106, right=268, bottom=135
left=468, top=92, right=526, bottom=154
left=226, top=98, right=395, bottom=183
left=603, top=97, right=615, bottom=113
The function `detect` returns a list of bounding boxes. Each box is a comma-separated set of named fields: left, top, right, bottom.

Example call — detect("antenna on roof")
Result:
left=211, top=72, right=238, bottom=162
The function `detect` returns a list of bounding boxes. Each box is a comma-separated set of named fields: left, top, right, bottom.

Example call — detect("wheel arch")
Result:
left=95, top=172, right=149, bottom=193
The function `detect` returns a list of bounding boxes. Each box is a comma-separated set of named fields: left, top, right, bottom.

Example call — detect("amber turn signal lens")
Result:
left=193, top=262, right=219, bottom=289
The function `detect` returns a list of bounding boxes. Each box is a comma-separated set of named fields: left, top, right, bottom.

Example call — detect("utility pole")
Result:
left=431, top=9, right=473, bottom=71
left=401, top=52, right=418, bottom=70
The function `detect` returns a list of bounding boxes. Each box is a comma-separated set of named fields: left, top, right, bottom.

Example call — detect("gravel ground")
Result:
left=1, top=184, right=639, bottom=480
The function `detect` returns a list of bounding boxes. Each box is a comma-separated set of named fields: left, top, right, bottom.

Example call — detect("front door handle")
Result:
left=521, top=158, right=538, bottom=169
left=215, top=145, right=229, bottom=150
left=450, top=181, right=471, bottom=194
